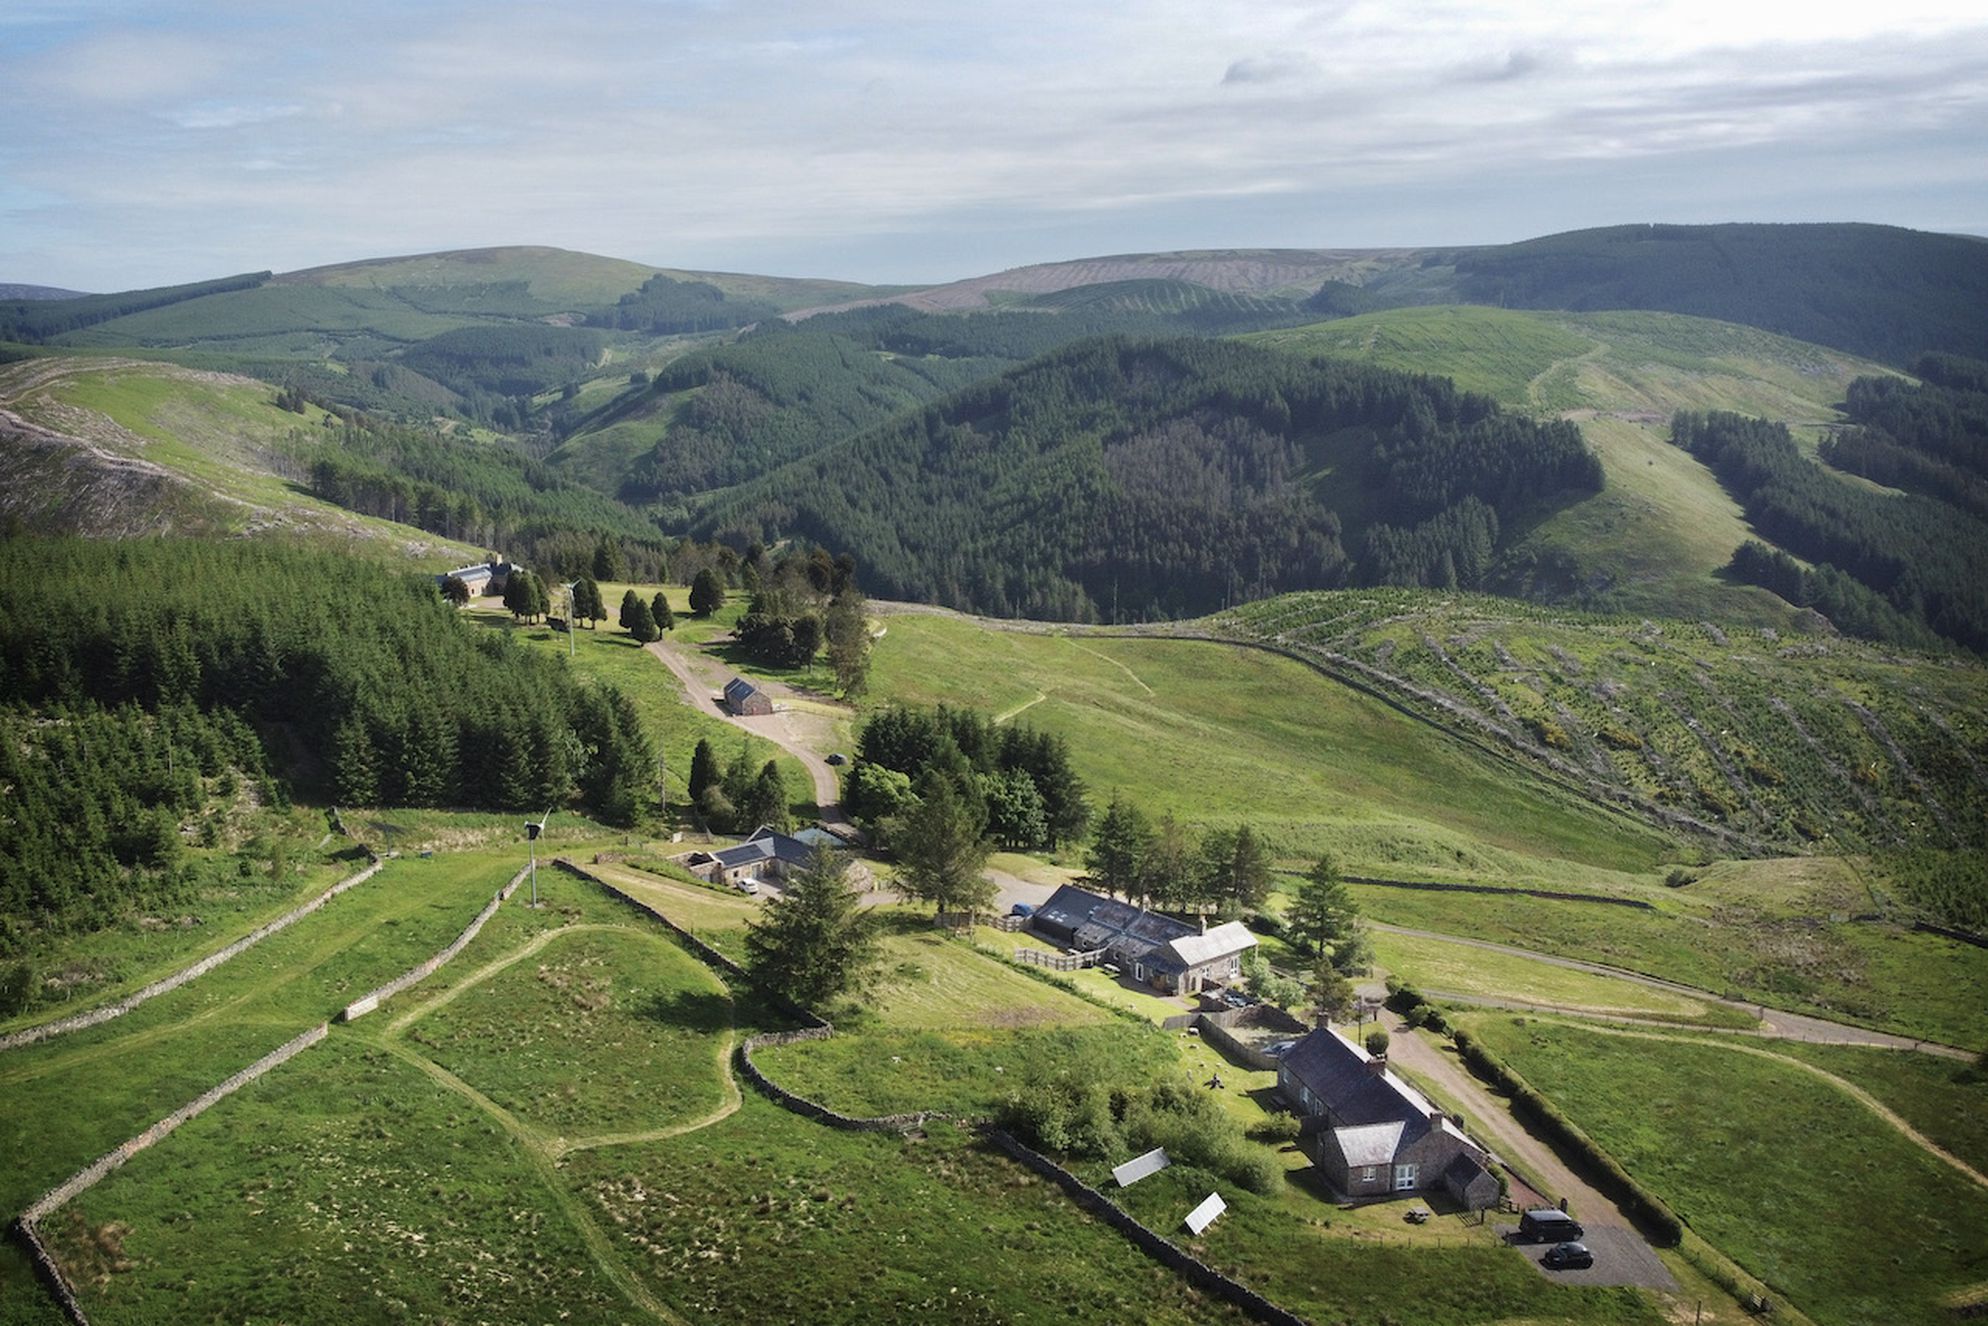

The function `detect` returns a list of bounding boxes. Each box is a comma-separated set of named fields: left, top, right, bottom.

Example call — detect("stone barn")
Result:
left=723, top=677, right=774, bottom=716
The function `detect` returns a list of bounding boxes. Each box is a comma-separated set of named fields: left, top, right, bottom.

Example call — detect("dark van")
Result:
left=1519, top=1209, right=1585, bottom=1243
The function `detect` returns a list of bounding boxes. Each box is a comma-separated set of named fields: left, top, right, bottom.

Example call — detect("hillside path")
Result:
left=1371, top=922, right=1970, bottom=1059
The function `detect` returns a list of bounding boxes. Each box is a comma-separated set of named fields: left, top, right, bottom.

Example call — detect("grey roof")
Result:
left=1443, top=1151, right=1492, bottom=1189
left=1035, top=885, right=1253, bottom=970
left=710, top=826, right=815, bottom=872
left=1283, top=1027, right=1442, bottom=1142
left=723, top=677, right=765, bottom=705
left=1332, top=1121, right=1406, bottom=1167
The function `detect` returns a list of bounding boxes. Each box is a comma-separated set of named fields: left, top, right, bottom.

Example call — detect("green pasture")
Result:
left=407, top=927, right=735, bottom=1137
left=1767, top=1042, right=1988, bottom=1178
left=463, top=588, right=815, bottom=816
left=867, top=611, right=1676, bottom=881
left=49, top=1038, right=636, bottom=1326
left=1108, top=1160, right=1668, bottom=1326
left=1352, top=881, right=1988, bottom=1048
left=1368, top=928, right=1755, bottom=1027
left=1465, top=1016, right=1988, bottom=1326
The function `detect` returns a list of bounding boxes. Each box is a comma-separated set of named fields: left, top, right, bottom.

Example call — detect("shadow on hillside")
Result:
left=641, top=988, right=734, bottom=1034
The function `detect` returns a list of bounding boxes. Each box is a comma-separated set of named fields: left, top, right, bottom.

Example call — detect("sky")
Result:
left=4, top=0, right=1987, bottom=292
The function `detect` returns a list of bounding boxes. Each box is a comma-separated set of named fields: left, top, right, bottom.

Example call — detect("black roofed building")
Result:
left=723, top=677, right=774, bottom=717
left=697, top=826, right=816, bottom=887
left=1278, top=1027, right=1500, bottom=1209
left=1029, top=884, right=1256, bottom=995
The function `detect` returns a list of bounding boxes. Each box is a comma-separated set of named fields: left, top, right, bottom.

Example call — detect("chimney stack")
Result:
left=1365, top=1056, right=1386, bottom=1076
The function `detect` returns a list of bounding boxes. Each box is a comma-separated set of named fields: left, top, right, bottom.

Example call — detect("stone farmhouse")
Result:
left=1278, top=1026, right=1500, bottom=1209
left=723, top=677, right=774, bottom=716
left=679, top=826, right=869, bottom=891
left=435, top=559, right=514, bottom=597
left=1029, top=884, right=1257, bottom=995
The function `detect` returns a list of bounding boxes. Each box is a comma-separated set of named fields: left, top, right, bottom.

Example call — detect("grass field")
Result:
left=562, top=1100, right=1247, bottom=1325
left=1352, top=882, right=1988, bottom=1048
left=1465, top=1015, right=1988, bottom=1326
left=867, top=611, right=1677, bottom=883
left=407, top=927, right=735, bottom=1137
left=1108, top=1159, right=1668, bottom=1326
left=1766, top=1042, right=1988, bottom=1178
left=1368, top=928, right=1756, bottom=1027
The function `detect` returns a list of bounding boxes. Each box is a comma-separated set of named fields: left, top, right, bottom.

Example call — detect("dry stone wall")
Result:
left=339, top=865, right=528, bottom=1021
left=0, top=855, right=383, bottom=1053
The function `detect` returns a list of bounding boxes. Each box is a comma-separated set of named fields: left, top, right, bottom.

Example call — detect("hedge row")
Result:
left=1450, top=1027, right=1684, bottom=1246
left=1382, top=979, right=1451, bottom=1035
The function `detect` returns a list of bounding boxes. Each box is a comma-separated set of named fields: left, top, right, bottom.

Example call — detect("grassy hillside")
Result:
left=0, top=356, right=481, bottom=560
left=1245, top=306, right=1893, bottom=618
left=1441, top=222, right=1988, bottom=366
left=1206, top=590, right=1988, bottom=855
left=866, top=608, right=1677, bottom=884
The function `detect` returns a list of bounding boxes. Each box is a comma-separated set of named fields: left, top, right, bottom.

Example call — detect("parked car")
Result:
left=825, top=752, right=847, bottom=766
left=1542, top=1242, right=1594, bottom=1270
left=1518, top=1209, right=1585, bottom=1243
left=1010, top=902, right=1036, bottom=917
left=1261, top=1038, right=1299, bottom=1058
left=733, top=879, right=762, bottom=896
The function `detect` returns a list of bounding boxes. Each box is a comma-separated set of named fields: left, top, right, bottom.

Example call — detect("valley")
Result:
left=2, top=222, right=1984, bottom=1326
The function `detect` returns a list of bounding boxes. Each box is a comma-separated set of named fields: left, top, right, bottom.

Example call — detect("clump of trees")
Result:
left=744, top=845, right=880, bottom=1008
left=1080, top=792, right=1272, bottom=920
left=845, top=705, right=1088, bottom=853
left=686, top=737, right=791, bottom=833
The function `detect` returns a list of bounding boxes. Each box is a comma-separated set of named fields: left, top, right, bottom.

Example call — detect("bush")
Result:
left=1000, top=1069, right=1282, bottom=1194
left=1365, top=1028, right=1391, bottom=1057
left=1665, top=867, right=1697, bottom=888
left=1246, top=1112, right=1302, bottom=1145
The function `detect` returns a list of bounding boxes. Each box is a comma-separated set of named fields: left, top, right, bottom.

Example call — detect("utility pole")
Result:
left=562, top=581, right=580, bottom=657
left=524, top=808, right=550, bottom=906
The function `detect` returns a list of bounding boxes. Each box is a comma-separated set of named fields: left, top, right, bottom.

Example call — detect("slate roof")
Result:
left=723, top=677, right=766, bottom=707
left=1034, top=885, right=1255, bottom=970
left=1333, top=1121, right=1407, bottom=1168
left=1283, top=1027, right=1442, bottom=1135
left=710, top=826, right=816, bottom=872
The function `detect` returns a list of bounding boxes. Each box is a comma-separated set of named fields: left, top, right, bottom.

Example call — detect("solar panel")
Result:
left=1111, top=1147, right=1171, bottom=1188
left=1183, top=1191, right=1227, bottom=1236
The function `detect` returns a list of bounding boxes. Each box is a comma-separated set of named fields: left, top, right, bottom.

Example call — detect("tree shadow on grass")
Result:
left=641, top=988, right=734, bottom=1035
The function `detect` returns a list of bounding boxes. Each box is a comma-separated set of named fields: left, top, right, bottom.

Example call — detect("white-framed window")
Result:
left=1361, top=1166, right=1379, bottom=1183
left=1394, top=1164, right=1418, bottom=1191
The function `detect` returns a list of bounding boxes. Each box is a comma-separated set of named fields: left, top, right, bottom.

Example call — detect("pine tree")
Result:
left=628, top=597, right=660, bottom=643
left=651, top=591, right=674, bottom=632
left=1082, top=792, right=1150, bottom=900
left=825, top=591, right=871, bottom=698
left=618, top=588, right=641, bottom=633
left=746, top=760, right=791, bottom=831
left=1286, top=852, right=1369, bottom=972
left=574, top=576, right=603, bottom=627
left=688, top=738, right=720, bottom=803
left=744, top=845, right=880, bottom=1009
left=893, top=771, right=994, bottom=920
left=332, top=716, right=379, bottom=807
left=592, top=536, right=623, bottom=582
left=690, top=568, right=726, bottom=616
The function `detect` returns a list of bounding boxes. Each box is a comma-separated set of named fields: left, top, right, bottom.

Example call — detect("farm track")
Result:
left=1525, top=1020, right=1988, bottom=1192
left=1372, top=922, right=1972, bottom=1058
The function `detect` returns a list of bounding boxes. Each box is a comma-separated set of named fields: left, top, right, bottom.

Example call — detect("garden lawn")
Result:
left=863, top=921, right=1112, bottom=1029
left=1369, top=928, right=1756, bottom=1027
left=563, top=1097, right=1247, bottom=1325
left=51, top=1038, right=637, bottom=1326
left=585, top=861, right=758, bottom=960
left=405, top=927, right=735, bottom=1138
left=1468, top=1016, right=1988, bottom=1326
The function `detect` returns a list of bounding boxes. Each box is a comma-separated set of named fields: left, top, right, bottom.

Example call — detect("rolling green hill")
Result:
left=1436, top=222, right=1988, bottom=366
left=0, top=355, right=481, bottom=560
left=696, top=336, right=1605, bottom=619
left=1245, top=305, right=1895, bottom=620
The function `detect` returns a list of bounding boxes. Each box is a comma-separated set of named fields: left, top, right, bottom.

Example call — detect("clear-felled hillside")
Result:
left=1207, top=591, right=1988, bottom=855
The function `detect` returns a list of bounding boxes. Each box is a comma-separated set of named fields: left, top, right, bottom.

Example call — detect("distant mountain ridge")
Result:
left=0, top=284, right=88, bottom=301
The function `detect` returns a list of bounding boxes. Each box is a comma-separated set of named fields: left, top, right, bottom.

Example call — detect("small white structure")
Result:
left=1183, top=1191, right=1227, bottom=1236
left=1111, top=1147, right=1171, bottom=1188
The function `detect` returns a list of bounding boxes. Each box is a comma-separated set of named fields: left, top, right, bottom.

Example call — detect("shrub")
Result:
left=1665, top=867, right=1697, bottom=888
left=1245, top=1112, right=1302, bottom=1145
left=1365, top=1028, right=1391, bottom=1057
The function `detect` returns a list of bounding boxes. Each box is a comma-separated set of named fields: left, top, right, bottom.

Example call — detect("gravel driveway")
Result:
left=1499, top=1225, right=1678, bottom=1291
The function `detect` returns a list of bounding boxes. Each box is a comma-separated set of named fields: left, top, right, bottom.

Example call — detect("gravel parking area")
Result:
left=1498, top=1225, right=1679, bottom=1291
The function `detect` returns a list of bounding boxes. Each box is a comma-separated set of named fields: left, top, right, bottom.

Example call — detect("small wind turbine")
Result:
left=524, top=808, right=552, bottom=906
